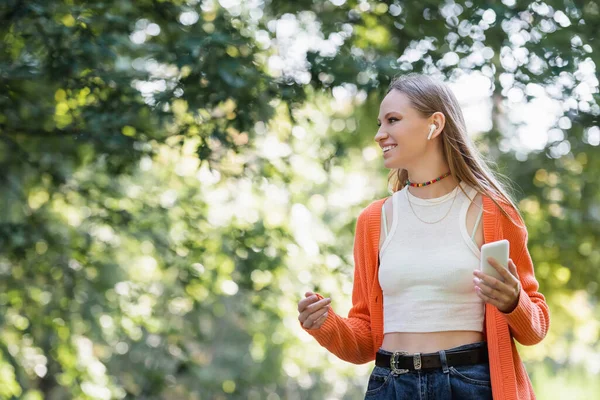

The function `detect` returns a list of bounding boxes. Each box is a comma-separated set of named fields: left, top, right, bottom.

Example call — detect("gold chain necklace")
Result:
left=405, top=186, right=458, bottom=224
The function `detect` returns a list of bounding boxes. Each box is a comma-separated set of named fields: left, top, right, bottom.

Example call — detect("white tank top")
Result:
left=378, top=181, right=485, bottom=333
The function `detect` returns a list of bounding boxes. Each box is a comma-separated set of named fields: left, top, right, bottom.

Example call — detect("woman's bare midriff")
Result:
left=381, top=331, right=485, bottom=354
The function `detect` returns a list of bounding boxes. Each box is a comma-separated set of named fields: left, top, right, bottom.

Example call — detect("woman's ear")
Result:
left=429, top=112, right=446, bottom=139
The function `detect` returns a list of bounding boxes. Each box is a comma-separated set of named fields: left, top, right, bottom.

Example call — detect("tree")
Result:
left=1, top=0, right=598, bottom=398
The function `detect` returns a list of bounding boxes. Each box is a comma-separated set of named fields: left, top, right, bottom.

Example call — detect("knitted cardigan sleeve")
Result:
left=298, top=209, right=375, bottom=364
left=501, top=221, right=550, bottom=346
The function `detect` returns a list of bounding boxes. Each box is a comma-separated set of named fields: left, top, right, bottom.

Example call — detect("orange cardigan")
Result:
left=301, top=195, right=550, bottom=400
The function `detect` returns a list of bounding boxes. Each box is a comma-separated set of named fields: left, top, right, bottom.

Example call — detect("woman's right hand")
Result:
left=298, top=291, right=332, bottom=329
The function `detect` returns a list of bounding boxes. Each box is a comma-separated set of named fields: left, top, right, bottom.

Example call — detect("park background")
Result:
left=1, top=0, right=599, bottom=399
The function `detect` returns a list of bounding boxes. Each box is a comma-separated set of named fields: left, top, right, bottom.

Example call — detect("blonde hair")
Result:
left=386, top=73, right=524, bottom=227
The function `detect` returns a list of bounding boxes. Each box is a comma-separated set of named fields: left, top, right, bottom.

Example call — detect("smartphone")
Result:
left=480, top=239, right=509, bottom=282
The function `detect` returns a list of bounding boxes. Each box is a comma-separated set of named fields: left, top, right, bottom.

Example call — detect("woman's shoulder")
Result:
left=481, top=193, right=527, bottom=234
left=355, top=196, right=390, bottom=229
left=363, top=196, right=390, bottom=215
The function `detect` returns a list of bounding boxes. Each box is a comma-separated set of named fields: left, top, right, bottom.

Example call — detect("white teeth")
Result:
left=383, top=145, right=397, bottom=152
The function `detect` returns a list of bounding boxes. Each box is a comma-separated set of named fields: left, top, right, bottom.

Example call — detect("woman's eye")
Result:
left=377, top=118, right=398, bottom=127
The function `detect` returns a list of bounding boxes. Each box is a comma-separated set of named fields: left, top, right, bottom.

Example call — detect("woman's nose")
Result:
left=374, top=130, right=387, bottom=143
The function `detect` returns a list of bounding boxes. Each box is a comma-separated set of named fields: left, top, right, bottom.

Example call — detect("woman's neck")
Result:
left=406, top=170, right=459, bottom=199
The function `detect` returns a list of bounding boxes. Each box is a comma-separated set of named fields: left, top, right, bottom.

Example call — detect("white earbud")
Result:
left=427, top=124, right=436, bottom=140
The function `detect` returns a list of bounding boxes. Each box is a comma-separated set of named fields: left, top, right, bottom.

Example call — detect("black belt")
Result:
left=375, top=345, right=488, bottom=374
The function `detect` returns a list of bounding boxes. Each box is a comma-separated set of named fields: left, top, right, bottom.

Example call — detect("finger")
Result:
left=508, top=259, right=519, bottom=278
left=474, top=271, right=514, bottom=296
left=297, top=296, right=313, bottom=313
left=299, top=298, right=330, bottom=320
left=300, top=307, right=317, bottom=327
left=314, top=311, right=329, bottom=328
left=306, top=298, right=331, bottom=313
left=297, top=294, right=319, bottom=312
left=303, top=305, right=330, bottom=329
left=307, top=313, right=328, bottom=330
left=302, top=317, right=314, bottom=329
left=475, top=286, right=503, bottom=309
left=474, top=278, right=510, bottom=303
left=487, top=257, right=514, bottom=282
left=507, top=261, right=522, bottom=291
left=311, top=302, right=331, bottom=319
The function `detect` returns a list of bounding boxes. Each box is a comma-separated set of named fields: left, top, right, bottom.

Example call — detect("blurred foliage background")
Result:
left=0, top=0, right=599, bottom=399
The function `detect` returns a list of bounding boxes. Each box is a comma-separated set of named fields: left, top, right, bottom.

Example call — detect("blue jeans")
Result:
left=365, top=341, right=493, bottom=399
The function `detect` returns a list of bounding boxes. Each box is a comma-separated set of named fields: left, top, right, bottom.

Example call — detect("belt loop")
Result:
left=439, top=349, right=449, bottom=374
left=413, top=352, right=422, bottom=370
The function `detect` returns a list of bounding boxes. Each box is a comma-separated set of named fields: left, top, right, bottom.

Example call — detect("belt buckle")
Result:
left=390, top=351, right=410, bottom=375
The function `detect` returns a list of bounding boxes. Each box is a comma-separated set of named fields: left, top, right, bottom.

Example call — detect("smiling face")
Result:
left=375, top=89, right=433, bottom=170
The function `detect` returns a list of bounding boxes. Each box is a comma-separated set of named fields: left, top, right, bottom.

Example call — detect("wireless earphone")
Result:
left=427, top=124, right=436, bottom=140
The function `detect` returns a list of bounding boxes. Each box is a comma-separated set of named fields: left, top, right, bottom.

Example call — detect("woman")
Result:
left=297, top=73, right=550, bottom=399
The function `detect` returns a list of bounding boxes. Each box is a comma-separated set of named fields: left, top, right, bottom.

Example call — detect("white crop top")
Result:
left=379, top=181, right=485, bottom=333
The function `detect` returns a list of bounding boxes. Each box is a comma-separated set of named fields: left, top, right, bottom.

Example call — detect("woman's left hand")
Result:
left=473, top=258, right=521, bottom=314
